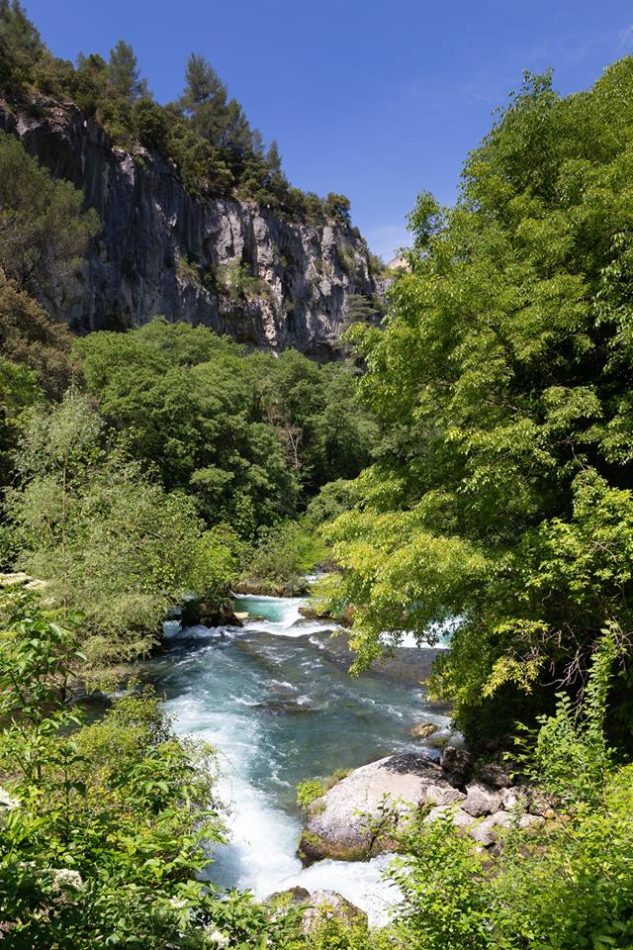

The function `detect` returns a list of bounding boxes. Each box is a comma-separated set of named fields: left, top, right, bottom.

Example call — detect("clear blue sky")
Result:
left=24, top=0, right=633, bottom=260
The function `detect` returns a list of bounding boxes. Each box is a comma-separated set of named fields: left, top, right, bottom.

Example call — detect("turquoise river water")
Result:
left=150, top=591, right=452, bottom=925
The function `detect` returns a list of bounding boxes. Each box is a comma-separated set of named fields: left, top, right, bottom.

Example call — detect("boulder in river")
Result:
left=298, top=752, right=456, bottom=863
left=299, top=749, right=553, bottom=863
left=269, top=886, right=367, bottom=935
left=408, top=721, right=439, bottom=740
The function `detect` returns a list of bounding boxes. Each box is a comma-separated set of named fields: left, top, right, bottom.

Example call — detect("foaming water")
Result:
left=153, top=594, right=452, bottom=926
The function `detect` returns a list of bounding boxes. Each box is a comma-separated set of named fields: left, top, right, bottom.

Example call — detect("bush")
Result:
left=238, top=520, right=328, bottom=595
left=0, top=589, right=300, bottom=948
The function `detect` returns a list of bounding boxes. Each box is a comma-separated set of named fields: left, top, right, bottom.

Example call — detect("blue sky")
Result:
left=25, top=0, right=633, bottom=260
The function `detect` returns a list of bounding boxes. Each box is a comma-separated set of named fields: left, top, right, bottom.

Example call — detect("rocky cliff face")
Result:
left=0, top=97, right=375, bottom=359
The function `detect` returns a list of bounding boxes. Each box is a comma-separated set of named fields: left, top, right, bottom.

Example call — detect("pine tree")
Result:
left=107, top=39, right=148, bottom=103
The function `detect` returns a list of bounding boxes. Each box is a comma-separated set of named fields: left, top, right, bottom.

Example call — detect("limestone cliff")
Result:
left=0, top=96, right=375, bottom=359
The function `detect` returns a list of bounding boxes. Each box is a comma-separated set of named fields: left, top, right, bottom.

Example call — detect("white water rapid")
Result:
left=155, top=593, right=453, bottom=926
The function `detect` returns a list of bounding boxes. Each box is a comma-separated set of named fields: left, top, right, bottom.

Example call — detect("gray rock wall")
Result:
left=0, top=97, right=375, bottom=359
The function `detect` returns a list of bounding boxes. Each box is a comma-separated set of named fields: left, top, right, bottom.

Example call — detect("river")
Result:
left=150, top=591, right=453, bottom=925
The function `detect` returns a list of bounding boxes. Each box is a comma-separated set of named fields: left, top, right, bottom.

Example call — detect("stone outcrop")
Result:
left=270, top=887, right=367, bottom=935
left=0, top=96, right=376, bottom=359
left=0, top=786, right=18, bottom=811
left=299, top=750, right=551, bottom=864
left=299, top=752, right=460, bottom=863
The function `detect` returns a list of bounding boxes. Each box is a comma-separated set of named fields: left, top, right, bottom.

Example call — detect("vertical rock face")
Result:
left=0, top=98, right=375, bottom=358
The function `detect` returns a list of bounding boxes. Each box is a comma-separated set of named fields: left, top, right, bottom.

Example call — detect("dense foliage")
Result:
left=326, top=60, right=633, bottom=747
left=74, top=320, right=376, bottom=537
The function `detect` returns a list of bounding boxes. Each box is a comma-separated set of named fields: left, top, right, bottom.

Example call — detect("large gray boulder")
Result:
left=462, top=782, right=504, bottom=817
left=299, top=753, right=457, bottom=863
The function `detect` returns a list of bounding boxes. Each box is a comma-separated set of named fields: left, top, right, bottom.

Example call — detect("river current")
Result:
left=150, top=591, right=452, bottom=925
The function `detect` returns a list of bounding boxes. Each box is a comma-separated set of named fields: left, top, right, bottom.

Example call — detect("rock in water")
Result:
left=408, top=721, right=439, bottom=739
left=269, top=888, right=367, bottom=935
left=298, top=753, right=456, bottom=863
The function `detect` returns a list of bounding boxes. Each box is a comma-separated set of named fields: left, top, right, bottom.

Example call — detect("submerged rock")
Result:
left=409, top=721, right=439, bottom=740
left=254, top=700, right=314, bottom=715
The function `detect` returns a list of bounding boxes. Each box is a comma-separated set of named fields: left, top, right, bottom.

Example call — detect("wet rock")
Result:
left=463, top=782, right=504, bottom=817
left=409, top=722, right=439, bottom=740
left=254, top=700, right=314, bottom=715
left=439, top=745, right=472, bottom=786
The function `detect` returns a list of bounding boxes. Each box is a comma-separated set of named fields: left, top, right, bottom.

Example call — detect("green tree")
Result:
left=0, top=132, right=99, bottom=300
left=0, top=0, right=43, bottom=91
left=73, top=321, right=299, bottom=536
left=326, top=60, right=633, bottom=747
left=0, top=276, right=75, bottom=399
left=5, top=390, right=227, bottom=665
left=107, top=39, right=148, bottom=102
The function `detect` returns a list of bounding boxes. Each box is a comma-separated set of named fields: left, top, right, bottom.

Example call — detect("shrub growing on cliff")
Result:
left=0, top=132, right=99, bottom=299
